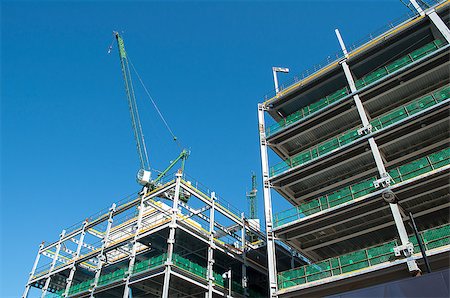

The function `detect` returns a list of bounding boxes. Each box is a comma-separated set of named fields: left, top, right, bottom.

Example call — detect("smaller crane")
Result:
left=246, top=172, right=259, bottom=242
left=246, top=173, right=258, bottom=219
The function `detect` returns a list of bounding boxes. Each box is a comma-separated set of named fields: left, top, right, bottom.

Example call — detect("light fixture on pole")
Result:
left=272, top=67, right=290, bottom=94
left=222, top=269, right=232, bottom=297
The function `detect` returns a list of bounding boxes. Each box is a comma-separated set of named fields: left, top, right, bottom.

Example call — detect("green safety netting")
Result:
left=266, top=39, right=445, bottom=137
left=273, top=147, right=450, bottom=228
left=172, top=254, right=208, bottom=279
left=278, top=223, right=450, bottom=290
left=270, top=84, right=450, bottom=177
left=64, top=251, right=253, bottom=297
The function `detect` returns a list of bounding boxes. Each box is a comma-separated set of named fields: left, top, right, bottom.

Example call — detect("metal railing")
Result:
left=269, top=84, right=449, bottom=178
left=278, top=223, right=450, bottom=290
left=273, top=147, right=450, bottom=228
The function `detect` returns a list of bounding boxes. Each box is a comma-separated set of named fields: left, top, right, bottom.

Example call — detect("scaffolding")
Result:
left=258, top=1, right=450, bottom=297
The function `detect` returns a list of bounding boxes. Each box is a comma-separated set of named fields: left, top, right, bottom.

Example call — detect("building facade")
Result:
left=258, top=0, right=450, bottom=297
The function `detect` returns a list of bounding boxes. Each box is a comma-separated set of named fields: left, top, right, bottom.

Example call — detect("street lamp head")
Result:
left=273, top=66, right=290, bottom=73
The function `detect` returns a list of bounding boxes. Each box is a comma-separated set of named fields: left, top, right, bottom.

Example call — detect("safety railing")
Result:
left=355, top=39, right=444, bottom=89
left=278, top=223, right=450, bottom=290
left=263, top=51, right=344, bottom=101
left=347, top=11, right=418, bottom=53
left=61, top=252, right=254, bottom=297
left=182, top=173, right=247, bottom=219
left=263, top=0, right=449, bottom=108
left=269, top=84, right=450, bottom=177
left=273, top=147, right=450, bottom=228
left=266, top=39, right=446, bottom=138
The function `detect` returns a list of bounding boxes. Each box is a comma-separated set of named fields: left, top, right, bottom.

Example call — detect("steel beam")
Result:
left=162, top=172, right=182, bottom=298
left=22, top=242, right=44, bottom=298
left=335, top=28, right=419, bottom=273
left=427, top=9, right=450, bottom=43
left=41, top=230, right=66, bottom=298
left=90, top=203, right=116, bottom=297
left=63, top=220, right=88, bottom=297
left=123, top=192, right=147, bottom=298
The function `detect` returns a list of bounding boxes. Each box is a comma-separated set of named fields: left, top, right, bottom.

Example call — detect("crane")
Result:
left=246, top=173, right=258, bottom=219
left=113, top=32, right=189, bottom=191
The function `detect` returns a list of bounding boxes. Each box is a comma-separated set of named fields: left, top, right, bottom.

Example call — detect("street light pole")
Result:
left=272, top=67, right=290, bottom=94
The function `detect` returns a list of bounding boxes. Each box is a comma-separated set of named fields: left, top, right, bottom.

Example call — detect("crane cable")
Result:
left=127, top=56, right=183, bottom=151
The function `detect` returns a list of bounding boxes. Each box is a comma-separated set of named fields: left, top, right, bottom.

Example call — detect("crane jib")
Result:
left=115, top=32, right=150, bottom=171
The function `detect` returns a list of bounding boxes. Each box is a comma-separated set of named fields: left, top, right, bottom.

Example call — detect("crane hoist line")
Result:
left=113, top=31, right=189, bottom=191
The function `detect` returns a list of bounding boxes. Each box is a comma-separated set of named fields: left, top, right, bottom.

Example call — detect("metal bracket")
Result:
left=406, top=257, right=421, bottom=272
left=394, top=242, right=414, bottom=257
left=373, top=173, right=392, bottom=188
left=357, top=124, right=372, bottom=135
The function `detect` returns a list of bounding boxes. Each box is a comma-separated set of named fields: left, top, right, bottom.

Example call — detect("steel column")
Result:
left=123, top=193, right=146, bottom=298
left=428, top=9, right=450, bottom=43
left=63, top=221, right=88, bottom=297
left=90, top=203, right=116, bottom=297
left=258, top=103, right=278, bottom=297
left=162, top=172, right=182, bottom=298
left=207, top=193, right=216, bottom=298
left=335, top=28, right=419, bottom=273
left=41, top=230, right=66, bottom=298
left=22, top=242, right=44, bottom=298
left=241, top=213, right=248, bottom=297
left=409, top=0, right=425, bottom=16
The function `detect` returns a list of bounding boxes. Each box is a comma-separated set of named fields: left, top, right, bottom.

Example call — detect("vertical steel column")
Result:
left=257, top=103, right=278, bottom=297
left=90, top=203, right=116, bottom=297
left=335, top=29, right=419, bottom=272
left=162, top=172, right=182, bottom=298
left=123, top=194, right=146, bottom=298
left=22, top=242, right=44, bottom=298
left=207, top=193, right=216, bottom=298
left=409, top=0, right=425, bottom=16
left=409, top=0, right=450, bottom=43
left=41, top=230, right=66, bottom=298
left=63, top=221, right=88, bottom=297
left=241, top=213, right=248, bottom=297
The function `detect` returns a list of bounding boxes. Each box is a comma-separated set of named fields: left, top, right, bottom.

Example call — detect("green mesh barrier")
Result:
left=318, top=138, right=340, bottom=156
left=339, top=129, right=360, bottom=146
left=434, top=85, right=450, bottom=102
left=270, top=83, right=448, bottom=177
left=405, top=95, right=436, bottom=115
left=398, top=157, right=431, bottom=180
left=351, top=178, right=376, bottom=198
left=309, top=97, right=329, bottom=113
left=274, top=147, right=449, bottom=228
left=278, top=223, right=449, bottom=290
left=364, top=68, right=388, bottom=85
left=266, top=40, right=444, bottom=137
left=328, top=187, right=353, bottom=208
left=429, top=148, right=450, bottom=168
left=386, top=56, right=413, bottom=73
left=327, top=87, right=349, bottom=103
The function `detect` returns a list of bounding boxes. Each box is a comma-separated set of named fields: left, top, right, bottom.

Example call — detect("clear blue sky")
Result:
left=2, top=1, right=410, bottom=296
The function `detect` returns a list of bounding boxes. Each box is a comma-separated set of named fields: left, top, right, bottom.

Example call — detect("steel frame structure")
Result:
left=258, top=1, right=450, bottom=297
left=23, top=172, right=279, bottom=298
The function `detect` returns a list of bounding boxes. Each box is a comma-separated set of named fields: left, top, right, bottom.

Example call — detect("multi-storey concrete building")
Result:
left=258, top=0, right=450, bottom=297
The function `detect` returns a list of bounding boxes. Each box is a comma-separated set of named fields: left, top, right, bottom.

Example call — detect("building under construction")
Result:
left=258, top=0, right=450, bottom=297
left=24, top=0, right=450, bottom=297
